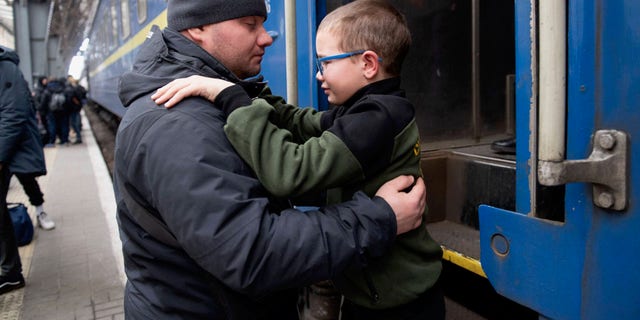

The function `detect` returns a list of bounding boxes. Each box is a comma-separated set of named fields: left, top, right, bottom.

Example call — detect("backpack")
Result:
left=8, top=203, right=34, bottom=246
left=49, top=92, right=67, bottom=112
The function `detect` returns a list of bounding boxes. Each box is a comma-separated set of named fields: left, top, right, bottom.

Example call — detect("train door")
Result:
left=479, top=1, right=640, bottom=319
left=383, top=0, right=525, bottom=316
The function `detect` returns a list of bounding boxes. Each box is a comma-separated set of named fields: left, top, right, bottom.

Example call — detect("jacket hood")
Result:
left=119, top=26, right=244, bottom=108
left=0, top=45, right=19, bottom=65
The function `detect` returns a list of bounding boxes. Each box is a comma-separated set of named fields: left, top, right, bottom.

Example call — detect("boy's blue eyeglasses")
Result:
left=315, top=50, right=382, bottom=75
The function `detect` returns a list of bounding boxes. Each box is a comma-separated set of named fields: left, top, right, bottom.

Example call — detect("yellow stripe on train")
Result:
left=441, top=246, right=487, bottom=278
left=89, top=10, right=168, bottom=77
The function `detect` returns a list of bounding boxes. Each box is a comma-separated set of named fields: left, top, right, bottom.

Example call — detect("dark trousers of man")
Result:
left=14, top=173, right=44, bottom=207
left=47, top=111, right=69, bottom=144
left=0, top=166, right=22, bottom=276
left=70, top=110, right=82, bottom=143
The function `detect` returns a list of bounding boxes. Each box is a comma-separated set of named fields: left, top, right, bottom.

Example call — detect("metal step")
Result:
left=422, top=144, right=515, bottom=273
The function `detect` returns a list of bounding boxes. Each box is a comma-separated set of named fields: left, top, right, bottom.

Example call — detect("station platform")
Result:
left=0, top=113, right=125, bottom=320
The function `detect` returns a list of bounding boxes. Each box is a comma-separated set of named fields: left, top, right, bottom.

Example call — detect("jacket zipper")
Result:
left=354, top=228, right=380, bottom=305
left=362, top=267, right=380, bottom=304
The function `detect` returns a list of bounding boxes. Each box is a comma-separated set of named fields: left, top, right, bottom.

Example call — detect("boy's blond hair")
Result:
left=317, top=0, right=411, bottom=76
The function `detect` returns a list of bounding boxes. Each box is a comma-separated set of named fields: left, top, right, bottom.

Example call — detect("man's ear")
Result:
left=362, top=50, right=381, bottom=79
left=182, top=26, right=206, bottom=44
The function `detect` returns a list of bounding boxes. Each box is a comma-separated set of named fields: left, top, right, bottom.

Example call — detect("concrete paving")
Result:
left=0, top=113, right=125, bottom=320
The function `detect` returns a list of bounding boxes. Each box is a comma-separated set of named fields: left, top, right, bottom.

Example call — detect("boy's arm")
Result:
left=224, top=98, right=365, bottom=197
left=152, top=75, right=233, bottom=108
left=153, top=76, right=325, bottom=139
left=151, top=76, right=377, bottom=198
left=215, top=84, right=325, bottom=141
left=224, top=94, right=417, bottom=199
left=254, top=86, right=325, bottom=140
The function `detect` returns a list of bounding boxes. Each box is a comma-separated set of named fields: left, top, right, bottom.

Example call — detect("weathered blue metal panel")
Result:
left=260, top=0, right=318, bottom=109
left=479, top=205, right=583, bottom=319
left=514, top=0, right=534, bottom=216
left=575, top=0, right=640, bottom=318
left=481, top=0, right=640, bottom=318
left=295, top=0, right=318, bottom=109
left=260, top=0, right=287, bottom=99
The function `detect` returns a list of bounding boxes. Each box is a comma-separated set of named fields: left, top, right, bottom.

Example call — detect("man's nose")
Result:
left=259, top=28, right=274, bottom=47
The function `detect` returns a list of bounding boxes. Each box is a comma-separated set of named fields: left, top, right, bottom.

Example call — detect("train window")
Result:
left=121, top=0, right=131, bottom=39
left=137, top=0, right=147, bottom=24
left=321, top=1, right=515, bottom=149
left=111, top=0, right=119, bottom=50
left=325, top=0, right=344, bottom=13
left=393, top=0, right=515, bottom=149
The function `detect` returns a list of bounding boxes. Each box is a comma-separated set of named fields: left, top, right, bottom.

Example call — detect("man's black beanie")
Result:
left=167, top=0, right=267, bottom=31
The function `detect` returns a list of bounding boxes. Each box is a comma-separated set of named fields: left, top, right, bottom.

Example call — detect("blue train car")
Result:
left=86, top=0, right=167, bottom=116
left=86, top=0, right=640, bottom=318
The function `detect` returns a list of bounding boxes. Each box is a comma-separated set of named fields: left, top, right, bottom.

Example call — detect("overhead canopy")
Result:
left=0, top=0, right=97, bottom=78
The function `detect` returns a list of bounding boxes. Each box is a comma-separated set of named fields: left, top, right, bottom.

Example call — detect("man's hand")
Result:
left=151, top=75, right=233, bottom=108
left=375, top=175, right=426, bottom=235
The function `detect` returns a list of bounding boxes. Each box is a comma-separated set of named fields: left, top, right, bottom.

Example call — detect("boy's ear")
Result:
left=362, top=50, right=381, bottom=79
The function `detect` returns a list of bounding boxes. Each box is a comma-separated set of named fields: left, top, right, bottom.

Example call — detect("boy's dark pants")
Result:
left=0, top=166, right=22, bottom=276
left=340, top=280, right=445, bottom=320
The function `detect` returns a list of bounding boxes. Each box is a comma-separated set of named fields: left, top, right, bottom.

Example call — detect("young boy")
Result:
left=153, top=1, right=444, bottom=318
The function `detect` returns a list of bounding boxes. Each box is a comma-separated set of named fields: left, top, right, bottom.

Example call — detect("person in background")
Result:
left=0, top=45, right=48, bottom=294
left=15, top=77, right=56, bottom=230
left=115, top=0, right=426, bottom=318
left=33, top=76, right=50, bottom=144
left=66, top=75, right=86, bottom=144
left=40, top=77, right=70, bottom=146
left=14, top=173, right=55, bottom=230
left=153, top=1, right=444, bottom=319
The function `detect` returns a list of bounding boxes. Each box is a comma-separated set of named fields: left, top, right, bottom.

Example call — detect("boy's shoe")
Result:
left=37, top=212, right=56, bottom=230
left=0, top=273, right=25, bottom=295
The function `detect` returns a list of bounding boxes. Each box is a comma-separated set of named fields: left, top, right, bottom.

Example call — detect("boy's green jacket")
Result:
left=221, top=77, right=442, bottom=309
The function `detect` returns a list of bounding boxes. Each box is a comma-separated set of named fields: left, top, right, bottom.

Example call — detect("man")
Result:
left=115, top=1, right=426, bottom=318
left=0, top=46, right=48, bottom=294
left=33, top=76, right=50, bottom=144
left=40, top=77, right=70, bottom=145
left=66, top=75, right=86, bottom=144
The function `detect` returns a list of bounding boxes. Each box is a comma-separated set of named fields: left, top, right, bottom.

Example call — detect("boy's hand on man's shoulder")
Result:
left=151, top=75, right=233, bottom=108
